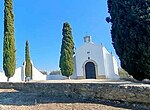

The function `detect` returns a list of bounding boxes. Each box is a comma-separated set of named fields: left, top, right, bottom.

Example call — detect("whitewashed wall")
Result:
left=72, top=56, right=77, bottom=79
left=0, top=67, right=23, bottom=82
left=9, top=67, right=23, bottom=82
left=75, top=43, right=106, bottom=78
left=0, top=72, right=7, bottom=82
left=0, top=64, right=46, bottom=82
left=112, top=56, right=119, bottom=79
left=47, top=74, right=67, bottom=80
left=31, top=66, right=46, bottom=80
left=102, top=47, right=119, bottom=79
left=75, top=40, right=119, bottom=79
left=23, top=62, right=46, bottom=81
left=102, top=46, right=110, bottom=78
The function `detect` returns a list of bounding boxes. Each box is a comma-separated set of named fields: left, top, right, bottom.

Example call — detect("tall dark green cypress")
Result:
left=3, top=0, right=16, bottom=81
left=59, top=22, right=74, bottom=79
left=107, top=0, right=150, bottom=80
left=25, top=40, right=32, bottom=78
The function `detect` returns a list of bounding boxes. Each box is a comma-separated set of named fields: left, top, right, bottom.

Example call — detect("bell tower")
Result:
left=84, top=36, right=92, bottom=43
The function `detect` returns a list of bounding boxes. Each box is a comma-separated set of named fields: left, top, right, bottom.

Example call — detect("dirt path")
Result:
left=0, top=89, right=149, bottom=110
left=0, top=103, right=128, bottom=110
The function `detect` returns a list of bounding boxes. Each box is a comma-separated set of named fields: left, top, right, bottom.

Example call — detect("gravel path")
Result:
left=0, top=103, right=127, bottom=110
left=0, top=89, right=149, bottom=110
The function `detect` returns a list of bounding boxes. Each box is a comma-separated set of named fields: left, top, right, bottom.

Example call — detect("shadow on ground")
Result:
left=0, top=90, right=149, bottom=110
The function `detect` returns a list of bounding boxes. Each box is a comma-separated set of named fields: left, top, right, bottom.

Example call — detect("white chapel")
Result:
left=71, top=36, right=119, bottom=79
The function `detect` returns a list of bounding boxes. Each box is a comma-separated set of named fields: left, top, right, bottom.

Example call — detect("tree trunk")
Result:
left=7, top=77, right=9, bottom=82
left=68, top=76, right=70, bottom=79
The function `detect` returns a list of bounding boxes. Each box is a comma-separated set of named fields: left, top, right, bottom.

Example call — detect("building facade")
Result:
left=71, top=36, right=119, bottom=79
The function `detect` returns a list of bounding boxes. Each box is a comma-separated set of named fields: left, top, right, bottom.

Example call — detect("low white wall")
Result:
left=0, top=65, right=46, bottom=82
left=9, top=67, right=23, bottom=82
left=0, top=72, right=7, bottom=82
left=0, top=67, right=23, bottom=82
left=32, top=66, right=46, bottom=80
left=47, top=74, right=67, bottom=80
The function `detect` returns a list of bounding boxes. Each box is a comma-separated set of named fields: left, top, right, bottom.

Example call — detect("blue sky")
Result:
left=0, top=0, right=118, bottom=72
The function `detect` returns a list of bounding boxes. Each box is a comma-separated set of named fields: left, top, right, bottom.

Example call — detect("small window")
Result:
left=88, top=57, right=90, bottom=59
left=87, top=51, right=90, bottom=54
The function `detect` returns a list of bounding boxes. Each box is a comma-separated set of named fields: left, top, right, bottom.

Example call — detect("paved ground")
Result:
left=0, top=104, right=131, bottom=110
left=31, top=79, right=128, bottom=83
left=30, top=79, right=150, bottom=87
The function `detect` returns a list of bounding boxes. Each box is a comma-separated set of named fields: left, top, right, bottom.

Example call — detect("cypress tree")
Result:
left=3, top=0, right=16, bottom=81
left=25, top=40, right=32, bottom=78
left=107, top=0, right=150, bottom=80
left=59, top=22, right=74, bottom=79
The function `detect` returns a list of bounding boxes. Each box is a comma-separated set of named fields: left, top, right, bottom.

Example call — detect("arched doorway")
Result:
left=85, top=62, right=96, bottom=79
